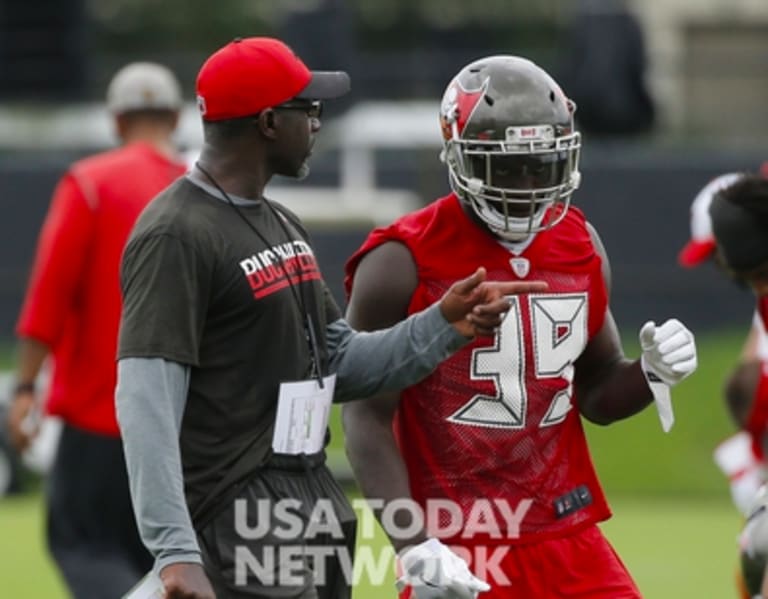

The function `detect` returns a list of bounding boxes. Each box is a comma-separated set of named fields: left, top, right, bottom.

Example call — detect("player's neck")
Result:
left=496, top=234, right=537, bottom=255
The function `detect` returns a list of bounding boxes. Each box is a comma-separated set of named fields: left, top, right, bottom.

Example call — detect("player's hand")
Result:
left=7, top=389, right=40, bottom=452
left=160, top=562, right=216, bottom=599
left=639, top=318, right=697, bottom=386
left=396, top=538, right=490, bottom=599
left=440, top=267, right=548, bottom=338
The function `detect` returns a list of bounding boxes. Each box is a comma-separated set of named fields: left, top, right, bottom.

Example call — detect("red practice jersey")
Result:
left=345, top=194, right=611, bottom=544
left=746, top=296, right=768, bottom=460
left=16, top=141, right=186, bottom=436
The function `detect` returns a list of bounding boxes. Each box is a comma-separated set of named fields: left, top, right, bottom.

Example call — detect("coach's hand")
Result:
left=440, top=267, right=548, bottom=338
left=161, top=563, right=216, bottom=599
left=397, top=538, right=490, bottom=599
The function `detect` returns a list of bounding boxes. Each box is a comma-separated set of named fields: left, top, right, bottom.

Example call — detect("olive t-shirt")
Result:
left=118, top=177, right=340, bottom=513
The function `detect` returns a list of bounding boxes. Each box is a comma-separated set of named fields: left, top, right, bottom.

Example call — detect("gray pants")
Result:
left=198, top=456, right=357, bottom=599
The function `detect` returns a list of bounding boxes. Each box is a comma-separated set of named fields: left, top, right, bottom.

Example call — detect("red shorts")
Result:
left=400, top=525, right=641, bottom=599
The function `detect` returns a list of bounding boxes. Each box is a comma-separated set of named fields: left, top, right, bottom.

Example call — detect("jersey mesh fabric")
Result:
left=16, top=142, right=186, bottom=436
left=345, top=194, right=611, bottom=543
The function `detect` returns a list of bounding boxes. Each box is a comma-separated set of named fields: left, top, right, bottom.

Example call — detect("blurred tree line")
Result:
left=1, top=0, right=563, bottom=102
left=1, top=0, right=655, bottom=136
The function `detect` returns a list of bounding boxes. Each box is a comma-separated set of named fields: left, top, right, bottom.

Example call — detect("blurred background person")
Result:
left=677, top=172, right=768, bottom=518
left=678, top=171, right=768, bottom=599
left=557, top=0, right=655, bottom=137
left=710, top=174, right=768, bottom=599
left=6, top=62, right=186, bottom=598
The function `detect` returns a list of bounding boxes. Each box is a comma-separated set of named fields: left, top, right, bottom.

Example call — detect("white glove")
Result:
left=396, top=538, right=490, bottom=599
left=639, top=319, right=697, bottom=432
left=639, top=319, right=697, bottom=385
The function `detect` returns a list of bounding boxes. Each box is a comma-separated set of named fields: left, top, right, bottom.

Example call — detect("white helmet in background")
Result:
left=677, top=172, right=744, bottom=268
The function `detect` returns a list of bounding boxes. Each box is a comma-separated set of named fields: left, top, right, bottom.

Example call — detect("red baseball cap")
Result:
left=196, top=37, right=350, bottom=122
left=678, top=172, right=743, bottom=268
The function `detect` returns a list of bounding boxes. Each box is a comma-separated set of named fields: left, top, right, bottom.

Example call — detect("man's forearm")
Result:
left=578, top=359, right=654, bottom=425
left=116, top=357, right=201, bottom=571
left=342, top=401, right=427, bottom=552
left=14, top=337, right=49, bottom=387
left=328, top=303, right=468, bottom=403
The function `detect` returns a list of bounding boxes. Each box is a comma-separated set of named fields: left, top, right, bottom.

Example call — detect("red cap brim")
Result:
left=678, top=239, right=716, bottom=267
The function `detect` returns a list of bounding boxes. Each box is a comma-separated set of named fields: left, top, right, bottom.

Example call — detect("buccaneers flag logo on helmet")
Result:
left=440, top=77, right=489, bottom=141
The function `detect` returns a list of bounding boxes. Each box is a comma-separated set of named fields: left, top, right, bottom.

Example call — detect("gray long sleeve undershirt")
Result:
left=115, top=358, right=201, bottom=573
left=116, top=303, right=468, bottom=572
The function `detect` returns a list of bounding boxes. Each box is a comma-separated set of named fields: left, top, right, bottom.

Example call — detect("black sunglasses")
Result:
left=274, top=100, right=323, bottom=119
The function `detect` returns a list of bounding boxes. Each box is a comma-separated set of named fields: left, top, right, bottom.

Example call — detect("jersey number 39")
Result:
left=448, top=293, right=588, bottom=429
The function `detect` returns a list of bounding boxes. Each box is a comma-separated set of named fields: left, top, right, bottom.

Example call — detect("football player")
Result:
left=710, top=174, right=768, bottom=599
left=678, top=172, right=768, bottom=518
left=343, top=55, right=697, bottom=598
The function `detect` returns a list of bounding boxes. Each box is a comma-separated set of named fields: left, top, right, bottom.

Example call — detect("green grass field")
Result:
left=0, top=328, right=752, bottom=597
left=0, top=493, right=743, bottom=598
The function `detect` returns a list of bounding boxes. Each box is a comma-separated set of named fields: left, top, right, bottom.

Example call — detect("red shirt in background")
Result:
left=16, top=141, right=187, bottom=437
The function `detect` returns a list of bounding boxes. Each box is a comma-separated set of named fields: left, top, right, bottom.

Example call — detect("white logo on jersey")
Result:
left=509, top=257, right=530, bottom=278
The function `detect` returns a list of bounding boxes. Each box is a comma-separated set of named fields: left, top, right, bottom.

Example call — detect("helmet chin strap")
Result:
left=474, top=195, right=549, bottom=241
left=490, top=223, right=536, bottom=243
left=491, top=224, right=539, bottom=256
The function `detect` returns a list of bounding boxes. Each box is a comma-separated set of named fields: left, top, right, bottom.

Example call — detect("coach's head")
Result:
left=195, top=37, right=350, bottom=179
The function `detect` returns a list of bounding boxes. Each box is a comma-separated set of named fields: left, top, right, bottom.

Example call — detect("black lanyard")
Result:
left=195, top=163, right=324, bottom=387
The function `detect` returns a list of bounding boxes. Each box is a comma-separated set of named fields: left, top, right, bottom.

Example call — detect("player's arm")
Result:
left=713, top=319, right=768, bottom=515
left=576, top=223, right=696, bottom=425
left=725, top=315, right=767, bottom=431
left=741, top=318, right=762, bottom=362
left=725, top=356, right=762, bottom=430
left=342, top=241, right=426, bottom=551
left=574, top=311, right=653, bottom=424
left=343, top=242, right=491, bottom=598
left=725, top=354, right=768, bottom=460
left=574, top=224, right=651, bottom=423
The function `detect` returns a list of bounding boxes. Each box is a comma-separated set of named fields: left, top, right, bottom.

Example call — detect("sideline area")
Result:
left=0, top=492, right=741, bottom=598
